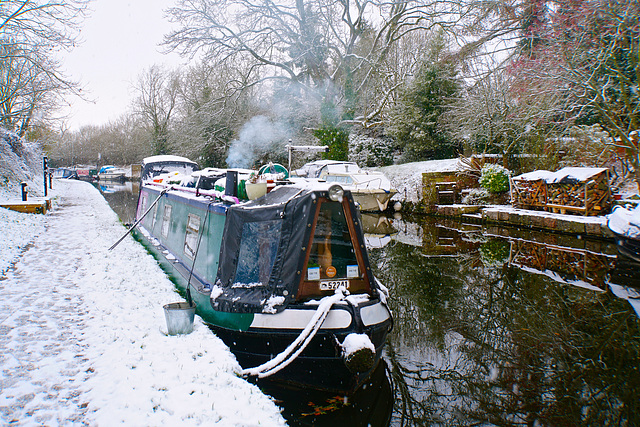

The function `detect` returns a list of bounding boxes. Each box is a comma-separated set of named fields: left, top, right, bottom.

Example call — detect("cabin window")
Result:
left=151, top=202, right=159, bottom=229
left=326, top=175, right=353, bottom=185
left=183, top=214, right=201, bottom=259
left=306, top=201, right=361, bottom=281
left=161, top=204, right=172, bottom=238
left=138, top=194, right=148, bottom=220
left=234, top=220, right=282, bottom=286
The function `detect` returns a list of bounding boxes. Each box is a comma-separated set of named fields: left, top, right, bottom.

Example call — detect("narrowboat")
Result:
left=133, top=158, right=393, bottom=392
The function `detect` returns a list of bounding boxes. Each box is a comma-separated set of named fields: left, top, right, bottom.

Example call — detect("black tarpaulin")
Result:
left=213, top=185, right=315, bottom=313
left=212, top=183, right=373, bottom=314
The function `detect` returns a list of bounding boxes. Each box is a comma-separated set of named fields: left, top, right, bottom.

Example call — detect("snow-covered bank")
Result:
left=377, top=159, right=463, bottom=203
left=0, top=128, right=45, bottom=200
left=0, top=179, right=285, bottom=426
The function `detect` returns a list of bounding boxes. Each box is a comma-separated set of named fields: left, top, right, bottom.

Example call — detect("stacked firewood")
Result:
left=512, top=168, right=611, bottom=216
left=512, top=179, right=547, bottom=209
left=546, top=172, right=611, bottom=215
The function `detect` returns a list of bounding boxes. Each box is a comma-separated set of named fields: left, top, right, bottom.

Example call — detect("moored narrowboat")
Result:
left=133, top=158, right=393, bottom=392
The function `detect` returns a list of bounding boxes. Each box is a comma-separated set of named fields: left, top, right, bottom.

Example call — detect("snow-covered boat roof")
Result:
left=294, top=160, right=362, bottom=178
left=514, top=167, right=609, bottom=184
left=141, top=155, right=198, bottom=165
left=608, top=203, right=640, bottom=239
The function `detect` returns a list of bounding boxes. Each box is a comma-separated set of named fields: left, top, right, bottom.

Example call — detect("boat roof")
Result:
left=142, top=155, right=198, bottom=166
left=296, top=160, right=362, bottom=178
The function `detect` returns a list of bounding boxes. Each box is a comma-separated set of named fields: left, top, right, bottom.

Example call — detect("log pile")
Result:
left=546, top=170, right=611, bottom=215
left=511, top=179, right=547, bottom=210
left=511, top=167, right=611, bottom=216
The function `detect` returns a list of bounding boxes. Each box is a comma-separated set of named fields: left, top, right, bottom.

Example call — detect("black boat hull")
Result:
left=210, top=313, right=392, bottom=393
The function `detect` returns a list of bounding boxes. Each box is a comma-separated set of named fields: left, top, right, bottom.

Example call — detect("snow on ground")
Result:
left=0, top=207, right=45, bottom=276
left=376, top=158, right=463, bottom=203
left=0, top=179, right=285, bottom=426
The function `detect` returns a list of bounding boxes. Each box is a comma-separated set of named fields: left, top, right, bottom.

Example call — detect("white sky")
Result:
left=61, top=0, right=188, bottom=130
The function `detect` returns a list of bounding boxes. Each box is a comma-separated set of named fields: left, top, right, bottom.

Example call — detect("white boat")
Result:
left=97, top=165, right=127, bottom=182
left=294, top=160, right=397, bottom=212
left=608, top=203, right=640, bottom=262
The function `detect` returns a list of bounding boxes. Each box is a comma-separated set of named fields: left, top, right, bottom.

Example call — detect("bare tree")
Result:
left=164, top=0, right=526, bottom=129
left=0, top=0, right=88, bottom=135
left=445, top=62, right=567, bottom=171
left=133, top=65, right=181, bottom=155
left=168, top=63, right=260, bottom=166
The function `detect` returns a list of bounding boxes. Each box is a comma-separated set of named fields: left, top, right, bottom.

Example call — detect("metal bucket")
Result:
left=163, top=302, right=196, bottom=335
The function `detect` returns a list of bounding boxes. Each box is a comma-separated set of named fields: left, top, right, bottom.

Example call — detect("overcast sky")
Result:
left=61, top=0, right=187, bottom=130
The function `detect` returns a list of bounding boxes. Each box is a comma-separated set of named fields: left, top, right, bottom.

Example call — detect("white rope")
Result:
left=241, top=287, right=347, bottom=378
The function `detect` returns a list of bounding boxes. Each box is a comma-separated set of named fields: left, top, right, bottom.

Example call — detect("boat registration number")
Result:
left=319, top=280, right=349, bottom=291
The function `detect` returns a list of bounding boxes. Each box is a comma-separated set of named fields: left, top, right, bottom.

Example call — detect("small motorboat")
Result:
left=607, top=202, right=640, bottom=262
left=140, top=155, right=200, bottom=182
left=130, top=156, right=393, bottom=392
left=294, top=160, right=397, bottom=212
left=97, top=165, right=127, bottom=182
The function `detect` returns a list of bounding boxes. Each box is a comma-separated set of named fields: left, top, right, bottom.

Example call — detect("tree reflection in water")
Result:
left=370, top=217, right=640, bottom=426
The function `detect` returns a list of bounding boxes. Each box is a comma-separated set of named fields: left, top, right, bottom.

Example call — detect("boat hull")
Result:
left=613, top=232, right=640, bottom=264
left=98, top=172, right=126, bottom=182
left=210, top=305, right=391, bottom=392
left=352, top=189, right=397, bottom=212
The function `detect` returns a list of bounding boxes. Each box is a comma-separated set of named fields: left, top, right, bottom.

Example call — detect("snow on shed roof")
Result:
left=514, top=167, right=608, bottom=183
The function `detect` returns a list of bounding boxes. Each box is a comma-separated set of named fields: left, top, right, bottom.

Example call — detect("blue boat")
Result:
left=133, top=157, right=393, bottom=392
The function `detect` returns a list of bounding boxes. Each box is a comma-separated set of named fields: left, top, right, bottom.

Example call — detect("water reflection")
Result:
left=368, top=216, right=640, bottom=426
left=258, top=360, right=393, bottom=426
left=94, top=181, right=139, bottom=225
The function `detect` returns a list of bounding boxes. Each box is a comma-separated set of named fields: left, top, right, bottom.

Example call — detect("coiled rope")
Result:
left=241, top=287, right=347, bottom=379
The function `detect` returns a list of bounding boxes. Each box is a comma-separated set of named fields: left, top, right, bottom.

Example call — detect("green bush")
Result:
left=479, top=164, right=510, bottom=193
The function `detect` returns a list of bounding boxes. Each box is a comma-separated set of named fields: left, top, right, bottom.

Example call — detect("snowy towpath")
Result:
left=0, top=179, right=285, bottom=426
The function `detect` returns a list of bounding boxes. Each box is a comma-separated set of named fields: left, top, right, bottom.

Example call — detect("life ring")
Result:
left=258, top=163, right=288, bottom=179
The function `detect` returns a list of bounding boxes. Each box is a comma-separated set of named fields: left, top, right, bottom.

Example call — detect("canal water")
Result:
left=97, top=183, right=640, bottom=426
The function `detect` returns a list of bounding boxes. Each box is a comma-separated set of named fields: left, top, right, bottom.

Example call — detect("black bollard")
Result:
left=21, top=182, right=28, bottom=201
left=43, top=156, right=48, bottom=197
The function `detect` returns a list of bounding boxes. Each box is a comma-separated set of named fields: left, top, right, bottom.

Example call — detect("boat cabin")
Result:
left=213, top=182, right=374, bottom=313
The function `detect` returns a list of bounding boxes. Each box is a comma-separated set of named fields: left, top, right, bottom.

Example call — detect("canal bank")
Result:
left=0, top=179, right=285, bottom=426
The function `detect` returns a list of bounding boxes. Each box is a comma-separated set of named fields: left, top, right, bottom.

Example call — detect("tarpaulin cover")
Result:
left=213, top=185, right=371, bottom=313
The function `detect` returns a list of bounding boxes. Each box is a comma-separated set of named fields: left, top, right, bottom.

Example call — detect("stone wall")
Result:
left=420, top=172, right=478, bottom=212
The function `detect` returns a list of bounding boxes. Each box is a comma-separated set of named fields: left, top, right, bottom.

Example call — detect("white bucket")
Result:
left=245, top=182, right=268, bottom=200
left=163, top=302, right=196, bottom=335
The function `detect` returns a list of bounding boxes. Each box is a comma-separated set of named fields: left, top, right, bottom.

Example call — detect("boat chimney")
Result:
left=225, top=170, right=238, bottom=197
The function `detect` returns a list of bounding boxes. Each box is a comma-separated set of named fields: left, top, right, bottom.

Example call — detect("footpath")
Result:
left=0, top=179, right=285, bottom=426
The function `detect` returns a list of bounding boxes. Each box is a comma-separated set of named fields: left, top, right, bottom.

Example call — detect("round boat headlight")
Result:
left=328, top=184, right=344, bottom=201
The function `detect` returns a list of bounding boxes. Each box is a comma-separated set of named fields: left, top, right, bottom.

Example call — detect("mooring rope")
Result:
left=108, top=186, right=173, bottom=251
left=241, top=287, right=347, bottom=379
